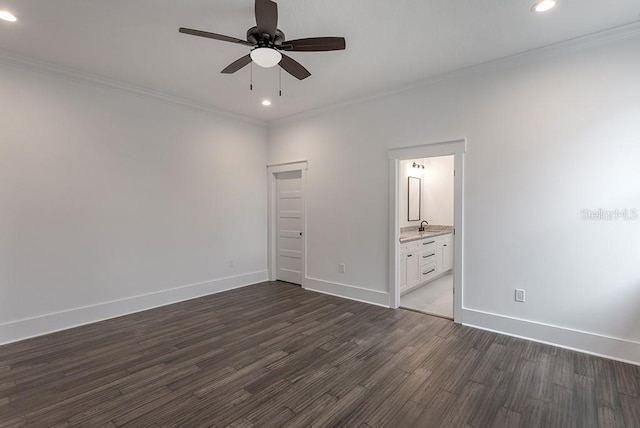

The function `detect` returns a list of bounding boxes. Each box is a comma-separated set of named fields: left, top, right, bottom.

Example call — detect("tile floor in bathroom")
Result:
left=401, top=273, right=453, bottom=319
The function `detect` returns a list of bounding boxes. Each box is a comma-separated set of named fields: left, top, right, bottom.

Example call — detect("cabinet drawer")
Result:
left=419, top=239, right=436, bottom=252
left=421, top=263, right=437, bottom=281
left=419, top=250, right=436, bottom=266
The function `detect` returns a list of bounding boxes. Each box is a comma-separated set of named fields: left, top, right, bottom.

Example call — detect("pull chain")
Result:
left=250, top=62, right=253, bottom=91
left=279, top=66, right=282, bottom=97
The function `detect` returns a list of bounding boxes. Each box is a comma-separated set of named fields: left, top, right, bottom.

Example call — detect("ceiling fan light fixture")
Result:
left=532, top=0, right=556, bottom=13
left=0, top=11, right=18, bottom=22
left=250, top=47, right=282, bottom=68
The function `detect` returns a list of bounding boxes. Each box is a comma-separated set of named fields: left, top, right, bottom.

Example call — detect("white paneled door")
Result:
left=276, top=170, right=303, bottom=285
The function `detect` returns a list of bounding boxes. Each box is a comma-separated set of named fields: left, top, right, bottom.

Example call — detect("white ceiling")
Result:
left=0, top=1, right=639, bottom=121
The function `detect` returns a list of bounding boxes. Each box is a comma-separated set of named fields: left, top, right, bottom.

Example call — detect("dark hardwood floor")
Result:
left=1, top=281, right=639, bottom=427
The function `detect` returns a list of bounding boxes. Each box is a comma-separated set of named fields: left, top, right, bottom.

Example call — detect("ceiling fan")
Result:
left=179, top=0, right=346, bottom=80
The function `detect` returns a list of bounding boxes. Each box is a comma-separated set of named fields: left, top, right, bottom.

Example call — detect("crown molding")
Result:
left=2, top=19, right=639, bottom=127
left=271, top=20, right=640, bottom=126
left=0, top=49, right=267, bottom=128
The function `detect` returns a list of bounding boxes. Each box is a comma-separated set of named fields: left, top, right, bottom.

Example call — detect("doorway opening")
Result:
left=267, top=161, right=308, bottom=287
left=387, top=140, right=465, bottom=324
left=399, top=156, right=455, bottom=319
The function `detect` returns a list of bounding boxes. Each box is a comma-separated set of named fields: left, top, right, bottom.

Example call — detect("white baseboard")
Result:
left=462, top=308, right=640, bottom=366
left=304, top=277, right=390, bottom=308
left=0, top=270, right=268, bottom=345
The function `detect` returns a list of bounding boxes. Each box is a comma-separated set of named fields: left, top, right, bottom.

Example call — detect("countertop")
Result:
left=399, top=226, right=454, bottom=243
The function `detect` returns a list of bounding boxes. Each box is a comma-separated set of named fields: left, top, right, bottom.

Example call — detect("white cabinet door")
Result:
left=406, top=252, right=420, bottom=289
left=400, top=253, right=408, bottom=292
left=436, top=234, right=454, bottom=273
left=436, top=245, right=445, bottom=273
left=442, top=240, right=453, bottom=271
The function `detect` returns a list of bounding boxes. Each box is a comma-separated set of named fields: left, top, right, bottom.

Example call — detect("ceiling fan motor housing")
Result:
left=247, top=26, right=285, bottom=47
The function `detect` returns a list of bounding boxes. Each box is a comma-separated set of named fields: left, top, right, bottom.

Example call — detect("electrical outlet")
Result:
left=338, top=263, right=346, bottom=273
left=228, top=259, right=234, bottom=268
left=515, top=289, right=526, bottom=303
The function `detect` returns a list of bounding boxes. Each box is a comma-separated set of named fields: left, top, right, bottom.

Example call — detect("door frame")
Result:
left=388, top=140, right=466, bottom=323
left=267, top=161, right=308, bottom=287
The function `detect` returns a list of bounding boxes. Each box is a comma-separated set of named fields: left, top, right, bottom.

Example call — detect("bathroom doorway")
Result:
left=387, top=140, right=465, bottom=323
left=399, top=156, right=455, bottom=319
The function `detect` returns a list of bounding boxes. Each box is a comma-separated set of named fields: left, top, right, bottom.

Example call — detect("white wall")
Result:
left=0, top=61, right=269, bottom=343
left=268, top=35, right=640, bottom=363
left=399, top=156, right=454, bottom=228
left=399, top=159, right=423, bottom=228
left=423, top=156, right=454, bottom=226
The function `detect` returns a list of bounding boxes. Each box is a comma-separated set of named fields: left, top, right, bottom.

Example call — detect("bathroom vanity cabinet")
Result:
left=400, top=233, right=453, bottom=294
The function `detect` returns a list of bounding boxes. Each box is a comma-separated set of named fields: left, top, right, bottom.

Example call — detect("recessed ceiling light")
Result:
left=532, top=0, right=556, bottom=13
left=0, top=11, right=18, bottom=22
left=261, top=100, right=272, bottom=107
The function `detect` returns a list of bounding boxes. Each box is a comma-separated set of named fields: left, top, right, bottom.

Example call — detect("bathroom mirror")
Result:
left=408, top=176, right=421, bottom=221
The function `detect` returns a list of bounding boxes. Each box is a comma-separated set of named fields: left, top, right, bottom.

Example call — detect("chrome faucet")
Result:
left=419, top=220, right=429, bottom=232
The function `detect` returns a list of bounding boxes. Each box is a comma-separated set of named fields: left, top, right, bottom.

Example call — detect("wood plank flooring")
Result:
left=1, top=281, right=639, bottom=427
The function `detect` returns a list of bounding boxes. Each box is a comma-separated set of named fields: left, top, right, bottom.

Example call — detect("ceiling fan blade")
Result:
left=281, top=37, right=346, bottom=52
left=179, top=27, right=253, bottom=47
left=221, top=54, right=252, bottom=74
left=255, top=0, right=278, bottom=39
left=279, top=54, right=311, bottom=80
